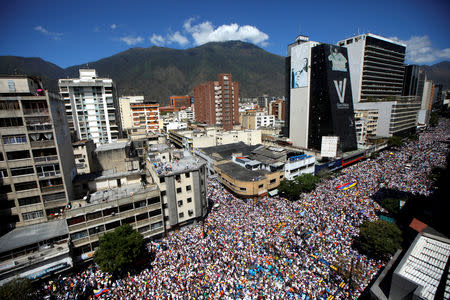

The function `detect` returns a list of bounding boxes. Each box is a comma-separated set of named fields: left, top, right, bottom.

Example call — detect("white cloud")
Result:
left=167, top=31, right=189, bottom=46
left=150, top=34, right=166, bottom=46
left=183, top=18, right=269, bottom=46
left=34, top=25, right=63, bottom=40
left=111, top=24, right=117, bottom=30
left=119, top=36, right=143, bottom=45
left=390, top=35, right=450, bottom=64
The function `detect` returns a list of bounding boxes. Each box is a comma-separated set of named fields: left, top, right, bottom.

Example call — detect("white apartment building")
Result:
left=256, top=113, right=275, bottom=128
left=59, top=69, right=120, bottom=144
left=119, top=96, right=145, bottom=130
left=354, top=109, right=379, bottom=147
left=147, top=147, right=207, bottom=229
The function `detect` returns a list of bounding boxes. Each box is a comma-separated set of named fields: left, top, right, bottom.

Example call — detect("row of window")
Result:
left=0, top=164, right=60, bottom=178
left=67, top=196, right=161, bottom=226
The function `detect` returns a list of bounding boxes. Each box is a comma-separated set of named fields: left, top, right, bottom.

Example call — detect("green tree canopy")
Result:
left=380, top=198, right=402, bottom=215
left=429, top=112, right=439, bottom=127
left=278, top=173, right=319, bottom=200
left=0, top=278, right=33, bottom=300
left=358, top=220, right=402, bottom=258
left=387, top=136, right=403, bottom=148
left=94, top=224, right=145, bottom=274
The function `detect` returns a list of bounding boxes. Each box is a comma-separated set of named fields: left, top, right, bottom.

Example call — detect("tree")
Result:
left=358, top=220, right=402, bottom=258
left=380, top=198, right=402, bottom=215
left=317, top=169, right=332, bottom=180
left=296, top=173, right=320, bottom=193
left=429, top=112, right=439, bottom=127
left=278, top=173, right=320, bottom=200
left=0, top=278, right=33, bottom=300
left=387, top=135, right=403, bottom=148
left=94, top=224, right=145, bottom=274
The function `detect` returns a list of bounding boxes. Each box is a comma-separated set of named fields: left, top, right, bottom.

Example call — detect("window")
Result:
left=280, top=175, right=284, bottom=179
left=147, top=196, right=160, bottom=205
left=119, top=203, right=133, bottom=212
left=70, top=230, right=88, bottom=241
left=185, top=172, right=190, bottom=178
left=160, top=191, right=166, bottom=198
left=176, top=187, right=182, bottom=193
left=134, top=200, right=146, bottom=208
left=149, top=209, right=161, bottom=217
left=11, top=166, right=34, bottom=177
left=138, top=225, right=150, bottom=233
left=67, top=215, right=85, bottom=226
left=179, top=212, right=184, bottom=218
left=0, top=169, right=7, bottom=178
left=240, top=187, right=246, bottom=191
left=258, top=184, right=264, bottom=188
left=103, top=207, right=118, bottom=217
left=18, top=196, right=41, bottom=206
left=270, top=179, right=276, bottom=184
left=122, top=216, right=135, bottom=224
left=188, top=209, right=194, bottom=217
left=151, top=221, right=163, bottom=230
left=136, top=212, right=148, bottom=221
left=187, top=197, right=192, bottom=203
left=175, top=174, right=181, bottom=182
left=86, top=211, right=102, bottom=221
left=22, top=210, right=44, bottom=221
left=2, top=135, right=26, bottom=144
left=14, top=181, right=37, bottom=191
left=159, top=177, right=165, bottom=183
left=0, top=118, right=23, bottom=127
left=105, top=220, right=120, bottom=230
left=88, top=225, right=105, bottom=235
left=178, top=200, right=183, bottom=207
left=6, top=150, right=30, bottom=160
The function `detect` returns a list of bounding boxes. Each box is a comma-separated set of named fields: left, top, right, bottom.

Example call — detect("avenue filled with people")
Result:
left=36, top=120, right=449, bottom=299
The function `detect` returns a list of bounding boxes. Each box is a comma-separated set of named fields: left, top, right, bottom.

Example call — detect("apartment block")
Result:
left=130, top=100, right=159, bottom=134
left=0, top=76, right=76, bottom=233
left=240, top=110, right=275, bottom=130
left=193, top=74, right=239, bottom=131
left=269, top=99, right=286, bottom=121
left=169, top=95, right=191, bottom=108
left=354, top=109, right=379, bottom=147
left=147, top=146, right=207, bottom=229
left=59, top=69, right=121, bottom=144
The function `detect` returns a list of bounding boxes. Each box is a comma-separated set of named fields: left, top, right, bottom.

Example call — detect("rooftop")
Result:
left=88, top=182, right=158, bottom=205
left=95, top=141, right=129, bottom=152
left=397, top=233, right=450, bottom=300
left=75, top=169, right=141, bottom=182
left=217, top=161, right=269, bottom=181
left=151, top=153, right=205, bottom=176
left=0, top=220, right=68, bottom=254
left=199, top=142, right=261, bottom=161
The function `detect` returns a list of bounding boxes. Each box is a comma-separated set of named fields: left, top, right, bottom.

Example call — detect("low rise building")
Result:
left=147, top=146, right=207, bottom=230
left=169, top=128, right=261, bottom=151
left=72, top=140, right=96, bottom=174
left=354, top=109, right=379, bottom=147
left=0, top=220, right=72, bottom=285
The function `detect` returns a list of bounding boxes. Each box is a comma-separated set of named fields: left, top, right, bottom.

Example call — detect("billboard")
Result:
left=321, top=136, right=339, bottom=157
left=291, top=43, right=310, bottom=89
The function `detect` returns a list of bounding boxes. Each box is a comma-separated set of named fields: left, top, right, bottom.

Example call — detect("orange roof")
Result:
left=409, top=218, right=428, bottom=233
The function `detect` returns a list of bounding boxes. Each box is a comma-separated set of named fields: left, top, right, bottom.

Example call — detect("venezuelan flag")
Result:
left=94, top=288, right=109, bottom=297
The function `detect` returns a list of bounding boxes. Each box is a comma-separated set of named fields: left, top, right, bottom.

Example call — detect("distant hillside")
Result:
left=420, top=61, right=450, bottom=90
left=1, top=44, right=449, bottom=104
left=0, top=41, right=286, bottom=104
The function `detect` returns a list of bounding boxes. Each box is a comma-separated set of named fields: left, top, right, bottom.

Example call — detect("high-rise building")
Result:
left=269, top=99, right=285, bottom=121
left=59, top=69, right=121, bottom=144
left=286, top=35, right=357, bottom=152
left=337, top=33, right=406, bottom=103
left=169, top=95, right=191, bottom=108
left=119, top=96, right=144, bottom=131
left=339, top=33, right=420, bottom=137
left=130, top=100, right=159, bottom=133
left=0, top=76, right=76, bottom=233
left=403, top=65, right=421, bottom=97
left=193, top=73, right=239, bottom=131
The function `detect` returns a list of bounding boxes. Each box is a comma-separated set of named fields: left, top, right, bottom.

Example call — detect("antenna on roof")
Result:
left=358, top=24, right=360, bottom=35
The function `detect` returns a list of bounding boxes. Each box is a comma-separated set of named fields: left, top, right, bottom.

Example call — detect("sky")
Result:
left=1, top=0, right=449, bottom=68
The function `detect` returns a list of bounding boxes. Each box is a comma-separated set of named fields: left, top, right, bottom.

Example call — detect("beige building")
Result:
left=119, top=96, right=144, bottom=130
left=93, top=141, right=140, bottom=173
left=169, top=127, right=261, bottom=151
left=147, top=146, right=207, bottom=229
left=72, top=140, right=96, bottom=174
left=240, top=110, right=275, bottom=130
left=65, top=179, right=163, bottom=259
left=0, top=76, right=76, bottom=233
left=354, top=109, right=379, bottom=147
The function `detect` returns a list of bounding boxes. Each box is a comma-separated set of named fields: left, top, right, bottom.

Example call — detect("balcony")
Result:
left=37, top=170, right=61, bottom=178
left=23, top=108, right=49, bottom=116
left=26, top=124, right=52, bottom=132
left=34, top=155, right=58, bottom=164
left=41, top=184, right=64, bottom=194
left=30, top=140, right=55, bottom=148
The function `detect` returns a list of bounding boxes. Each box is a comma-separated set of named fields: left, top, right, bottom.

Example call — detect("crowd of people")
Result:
left=35, top=120, right=449, bottom=299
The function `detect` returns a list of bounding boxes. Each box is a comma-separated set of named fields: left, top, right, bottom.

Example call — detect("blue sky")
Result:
left=1, top=0, right=449, bottom=68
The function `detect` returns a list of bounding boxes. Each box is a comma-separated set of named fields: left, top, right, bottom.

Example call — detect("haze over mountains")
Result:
left=0, top=41, right=449, bottom=105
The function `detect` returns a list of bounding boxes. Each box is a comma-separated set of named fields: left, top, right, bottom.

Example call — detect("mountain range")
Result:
left=0, top=41, right=449, bottom=105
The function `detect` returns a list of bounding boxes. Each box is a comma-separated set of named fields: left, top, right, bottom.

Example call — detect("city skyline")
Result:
left=1, top=0, right=449, bottom=68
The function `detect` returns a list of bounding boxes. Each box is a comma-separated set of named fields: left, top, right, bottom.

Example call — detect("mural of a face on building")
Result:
left=291, top=44, right=309, bottom=88
left=328, top=46, right=347, bottom=72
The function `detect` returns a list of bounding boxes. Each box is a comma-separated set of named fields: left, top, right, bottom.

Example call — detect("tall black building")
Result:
left=403, top=65, right=420, bottom=96
left=309, top=44, right=357, bottom=152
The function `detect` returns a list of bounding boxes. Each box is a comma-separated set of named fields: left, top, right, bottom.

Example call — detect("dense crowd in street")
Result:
left=36, top=120, right=449, bottom=299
